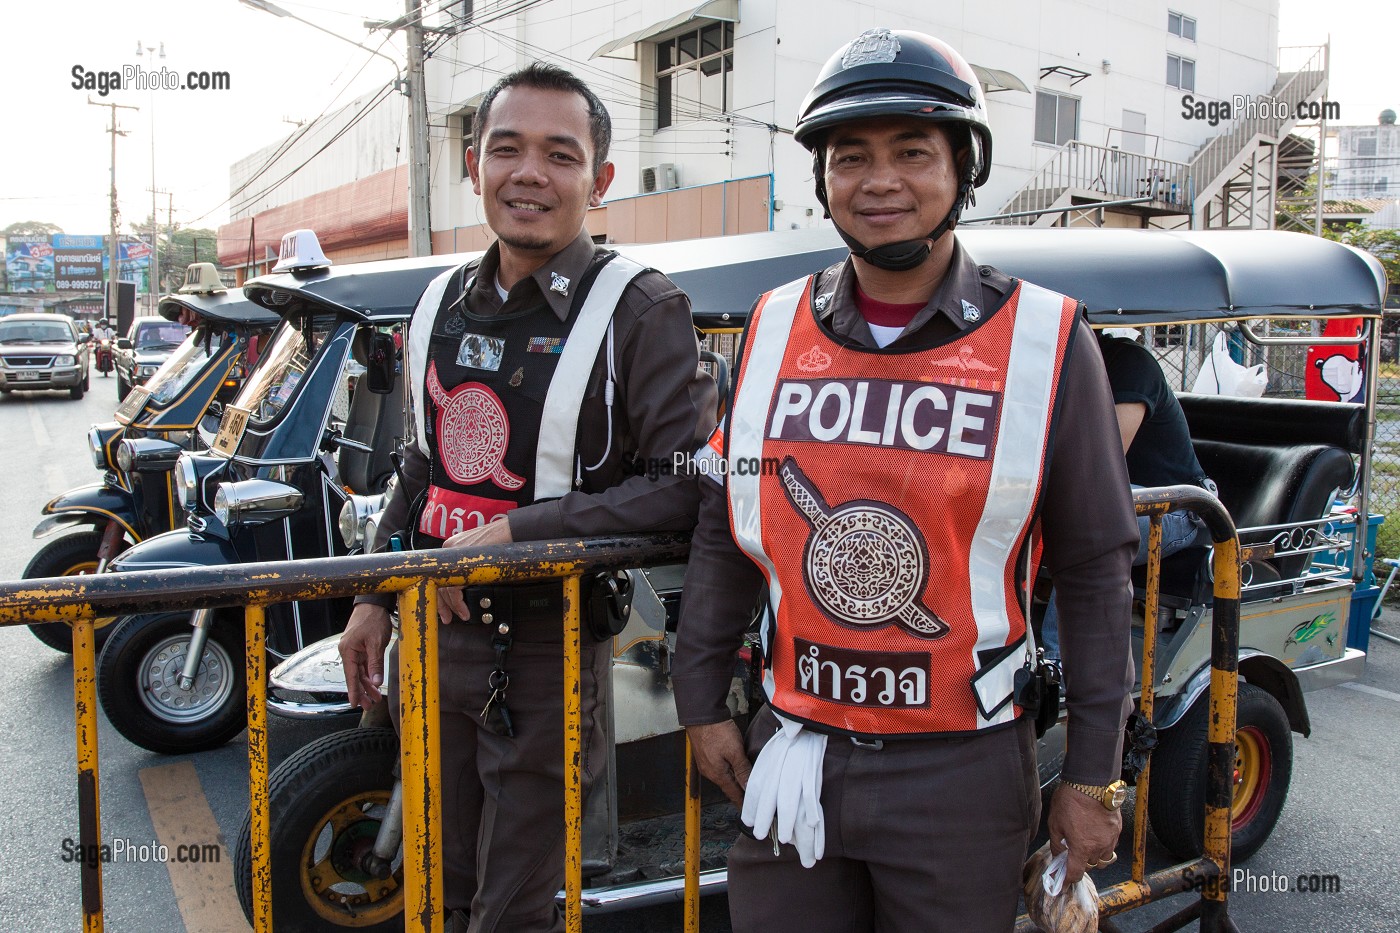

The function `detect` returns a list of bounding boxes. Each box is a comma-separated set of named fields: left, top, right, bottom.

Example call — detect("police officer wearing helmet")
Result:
left=674, top=29, right=1139, bottom=930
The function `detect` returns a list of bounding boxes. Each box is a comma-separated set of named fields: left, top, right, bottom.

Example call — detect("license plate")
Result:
left=114, top=385, right=151, bottom=424
left=15, top=372, right=40, bottom=381
left=213, top=405, right=251, bottom=457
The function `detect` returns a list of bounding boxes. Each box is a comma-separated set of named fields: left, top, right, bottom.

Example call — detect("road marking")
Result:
left=139, top=761, right=251, bottom=932
left=26, top=398, right=51, bottom=447
left=1340, top=682, right=1400, bottom=704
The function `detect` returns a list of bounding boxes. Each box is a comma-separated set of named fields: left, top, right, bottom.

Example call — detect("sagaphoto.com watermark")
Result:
left=60, top=836, right=222, bottom=869
left=71, top=64, right=231, bottom=97
left=1182, top=864, right=1343, bottom=895
left=1181, top=94, right=1339, bottom=127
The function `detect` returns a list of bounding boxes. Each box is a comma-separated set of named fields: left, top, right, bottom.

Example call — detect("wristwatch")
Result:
left=1061, top=779, right=1128, bottom=811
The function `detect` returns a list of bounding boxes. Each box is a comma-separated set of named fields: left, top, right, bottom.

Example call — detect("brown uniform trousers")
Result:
left=728, top=706, right=1041, bottom=933
left=389, top=604, right=608, bottom=933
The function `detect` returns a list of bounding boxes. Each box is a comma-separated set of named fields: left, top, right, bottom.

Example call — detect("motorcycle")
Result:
left=231, top=226, right=1385, bottom=928
left=94, top=337, right=114, bottom=376
left=23, top=263, right=278, bottom=654
left=95, top=235, right=457, bottom=754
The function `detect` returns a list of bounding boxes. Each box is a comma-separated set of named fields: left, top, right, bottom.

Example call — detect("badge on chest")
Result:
left=457, top=333, right=505, bottom=371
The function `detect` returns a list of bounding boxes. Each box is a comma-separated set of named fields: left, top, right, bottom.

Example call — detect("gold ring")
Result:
left=1102, top=852, right=1118, bottom=866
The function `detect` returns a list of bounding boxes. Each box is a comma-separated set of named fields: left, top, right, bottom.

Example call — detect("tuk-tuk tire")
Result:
left=1147, top=682, right=1293, bottom=863
left=23, top=530, right=117, bottom=655
left=97, top=610, right=248, bottom=754
left=234, top=726, right=404, bottom=933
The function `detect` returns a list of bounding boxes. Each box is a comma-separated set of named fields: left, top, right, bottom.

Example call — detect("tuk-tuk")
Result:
left=22, top=264, right=278, bottom=654
left=90, top=237, right=462, bottom=755
left=232, top=227, right=1383, bottom=929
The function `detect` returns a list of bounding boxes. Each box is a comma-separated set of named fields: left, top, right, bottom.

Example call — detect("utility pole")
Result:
left=147, top=187, right=167, bottom=309
left=90, top=97, right=139, bottom=325
left=245, top=0, right=435, bottom=256
left=405, top=0, right=432, bottom=256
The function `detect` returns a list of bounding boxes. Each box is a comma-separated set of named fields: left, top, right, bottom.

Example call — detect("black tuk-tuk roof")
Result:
left=158, top=289, right=280, bottom=328
left=615, top=227, right=1388, bottom=328
left=243, top=253, right=470, bottom=321
left=239, top=227, right=1387, bottom=330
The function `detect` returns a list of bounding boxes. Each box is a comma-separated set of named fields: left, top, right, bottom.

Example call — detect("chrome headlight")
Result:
left=177, top=454, right=199, bottom=510
left=53, top=355, right=75, bottom=367
left=88, top=426, right=107, bottom=469
left=88, top=423, right=123, bottom=470
left=338, top=494, right=385, bottom=548
left=117, top=438, right=183, bottom=474
left=214, top=479, right=303, bottom=528
left=175, top=452, right=227, bottom=513
left=140, top=364, right=160, bottom=377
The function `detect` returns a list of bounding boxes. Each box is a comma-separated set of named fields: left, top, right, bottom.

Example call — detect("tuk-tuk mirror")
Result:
left=365, top=332, right=397, bottom=395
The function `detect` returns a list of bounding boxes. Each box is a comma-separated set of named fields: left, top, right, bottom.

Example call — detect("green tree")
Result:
left=2, top=220, right=64, bottom=237
left=127, top=215, right=221, bottom=293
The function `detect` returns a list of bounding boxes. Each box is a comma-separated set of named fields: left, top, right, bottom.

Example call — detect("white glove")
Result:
left=740, top=713, right=827, bottom=867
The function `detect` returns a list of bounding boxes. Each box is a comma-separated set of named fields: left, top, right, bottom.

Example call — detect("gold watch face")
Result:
left=1106, top=780, right=1128, bottom=809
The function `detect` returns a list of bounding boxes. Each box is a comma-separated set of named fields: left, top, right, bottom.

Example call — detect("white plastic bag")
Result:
left=1191, top=332, right=1267, bottom=397
left=1023, top=842, right=1099, bottom=933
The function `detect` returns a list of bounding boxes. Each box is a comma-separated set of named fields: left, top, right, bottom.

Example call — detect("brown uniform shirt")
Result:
left=673, top=240, right=1138, bottom=785
left=358, top=230, right=717, bottom=605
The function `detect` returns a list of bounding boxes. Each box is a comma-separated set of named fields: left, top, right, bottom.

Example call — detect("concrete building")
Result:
left=1327, top=109, right=1400, bottom=201
left=218, top=0, right=1328, bottom=273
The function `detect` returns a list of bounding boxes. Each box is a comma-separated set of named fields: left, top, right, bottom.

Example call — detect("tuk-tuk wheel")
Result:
left=234, top=727, right=403, bottom=933
left=23, top=531, right=118, bottom=654
left=96, top=611, right=248, bottom=754
left=1147, top=682, right=1293, bottom=863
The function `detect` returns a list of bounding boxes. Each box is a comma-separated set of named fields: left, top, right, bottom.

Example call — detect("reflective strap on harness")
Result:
left=408, top=266, right=459, bottom=458
left=534, top=254, right=647, bottom=499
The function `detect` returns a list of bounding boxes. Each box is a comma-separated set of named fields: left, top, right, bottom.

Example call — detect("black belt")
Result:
left=462, top=581, right=563, bottom=624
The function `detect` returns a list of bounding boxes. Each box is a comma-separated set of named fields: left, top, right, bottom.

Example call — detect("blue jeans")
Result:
left=1040, top=504, right=1202, bottom=661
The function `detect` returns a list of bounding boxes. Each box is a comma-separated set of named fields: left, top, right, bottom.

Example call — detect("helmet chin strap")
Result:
left=825, top=176, right=976, bottom=273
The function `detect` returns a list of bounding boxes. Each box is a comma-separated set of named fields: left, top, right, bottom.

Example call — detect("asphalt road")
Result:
left=1, top=381, right=1397, bottom=932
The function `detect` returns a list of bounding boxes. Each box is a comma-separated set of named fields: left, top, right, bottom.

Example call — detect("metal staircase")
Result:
left=992, top=45, right=1329, bottom=230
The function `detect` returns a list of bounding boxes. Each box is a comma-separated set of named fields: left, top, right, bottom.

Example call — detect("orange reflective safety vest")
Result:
left=724, top=273, right=1078, bottom=737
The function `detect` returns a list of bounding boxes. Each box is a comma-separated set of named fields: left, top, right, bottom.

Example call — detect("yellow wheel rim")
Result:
left=1231, top=725, right=1270, bottom=827
left=299, top=791, right=403, bottom=927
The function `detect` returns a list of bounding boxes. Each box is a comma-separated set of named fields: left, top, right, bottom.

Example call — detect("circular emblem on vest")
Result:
left=778, top=457, right=947, bottom=638
left=426, top=362, right=526, bottom=490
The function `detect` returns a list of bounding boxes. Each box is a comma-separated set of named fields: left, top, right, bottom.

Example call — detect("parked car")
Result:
left=0, top=312, right=91, bottom=399
left=115, top=316, right=190, bottom=401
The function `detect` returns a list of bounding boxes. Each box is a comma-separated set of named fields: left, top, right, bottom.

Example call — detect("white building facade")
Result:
left=221, top=0, right=1326, bottom=269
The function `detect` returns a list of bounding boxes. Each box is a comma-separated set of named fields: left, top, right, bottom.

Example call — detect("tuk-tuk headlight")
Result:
left=338, top=494, right=384, bottom=548
left=88, top=427, right=107, bottom=469
left=214, top=479, right=303, bottom=528
left=177, top=454, right=199, bottom=510
left=116, top=438, right=183, bottom=474
left=88, top=423, right=122, bottom=470
left=175, top=452, right=226, bottom=513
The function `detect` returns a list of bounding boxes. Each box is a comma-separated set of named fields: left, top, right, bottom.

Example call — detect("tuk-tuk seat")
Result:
left=1192, top=440, right=1354, bottom=596
left=340, top=371, right=404, bottom=495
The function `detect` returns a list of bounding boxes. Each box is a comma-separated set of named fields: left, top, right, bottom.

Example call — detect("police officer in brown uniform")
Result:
left=674, top=30, right=1138, bottom=931
left=339, top=63, right=715, bottom=933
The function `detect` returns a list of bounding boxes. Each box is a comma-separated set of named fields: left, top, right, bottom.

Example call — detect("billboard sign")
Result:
left=53, top=234, right=105, bottom=293
left=5, top=235, right=55, bottom=293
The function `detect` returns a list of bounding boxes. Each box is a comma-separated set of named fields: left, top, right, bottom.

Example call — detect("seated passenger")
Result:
left=1042, top=332, right=1214, bottom=660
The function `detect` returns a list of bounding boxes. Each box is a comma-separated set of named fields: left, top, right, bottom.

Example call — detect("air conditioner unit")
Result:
left=641, top=163, right=679, bottom=193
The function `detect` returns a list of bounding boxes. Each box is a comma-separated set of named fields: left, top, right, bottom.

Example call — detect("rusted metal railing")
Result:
left=0, top=534, right=690, bottom=933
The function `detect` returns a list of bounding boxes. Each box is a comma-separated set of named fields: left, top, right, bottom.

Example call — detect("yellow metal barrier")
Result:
left=0, top=533, right=690, bottom=932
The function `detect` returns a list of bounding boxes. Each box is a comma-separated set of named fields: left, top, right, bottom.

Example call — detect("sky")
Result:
left=0, top=0, right=1394, bottom=238
left=0, top=0, right=407, bottom=236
